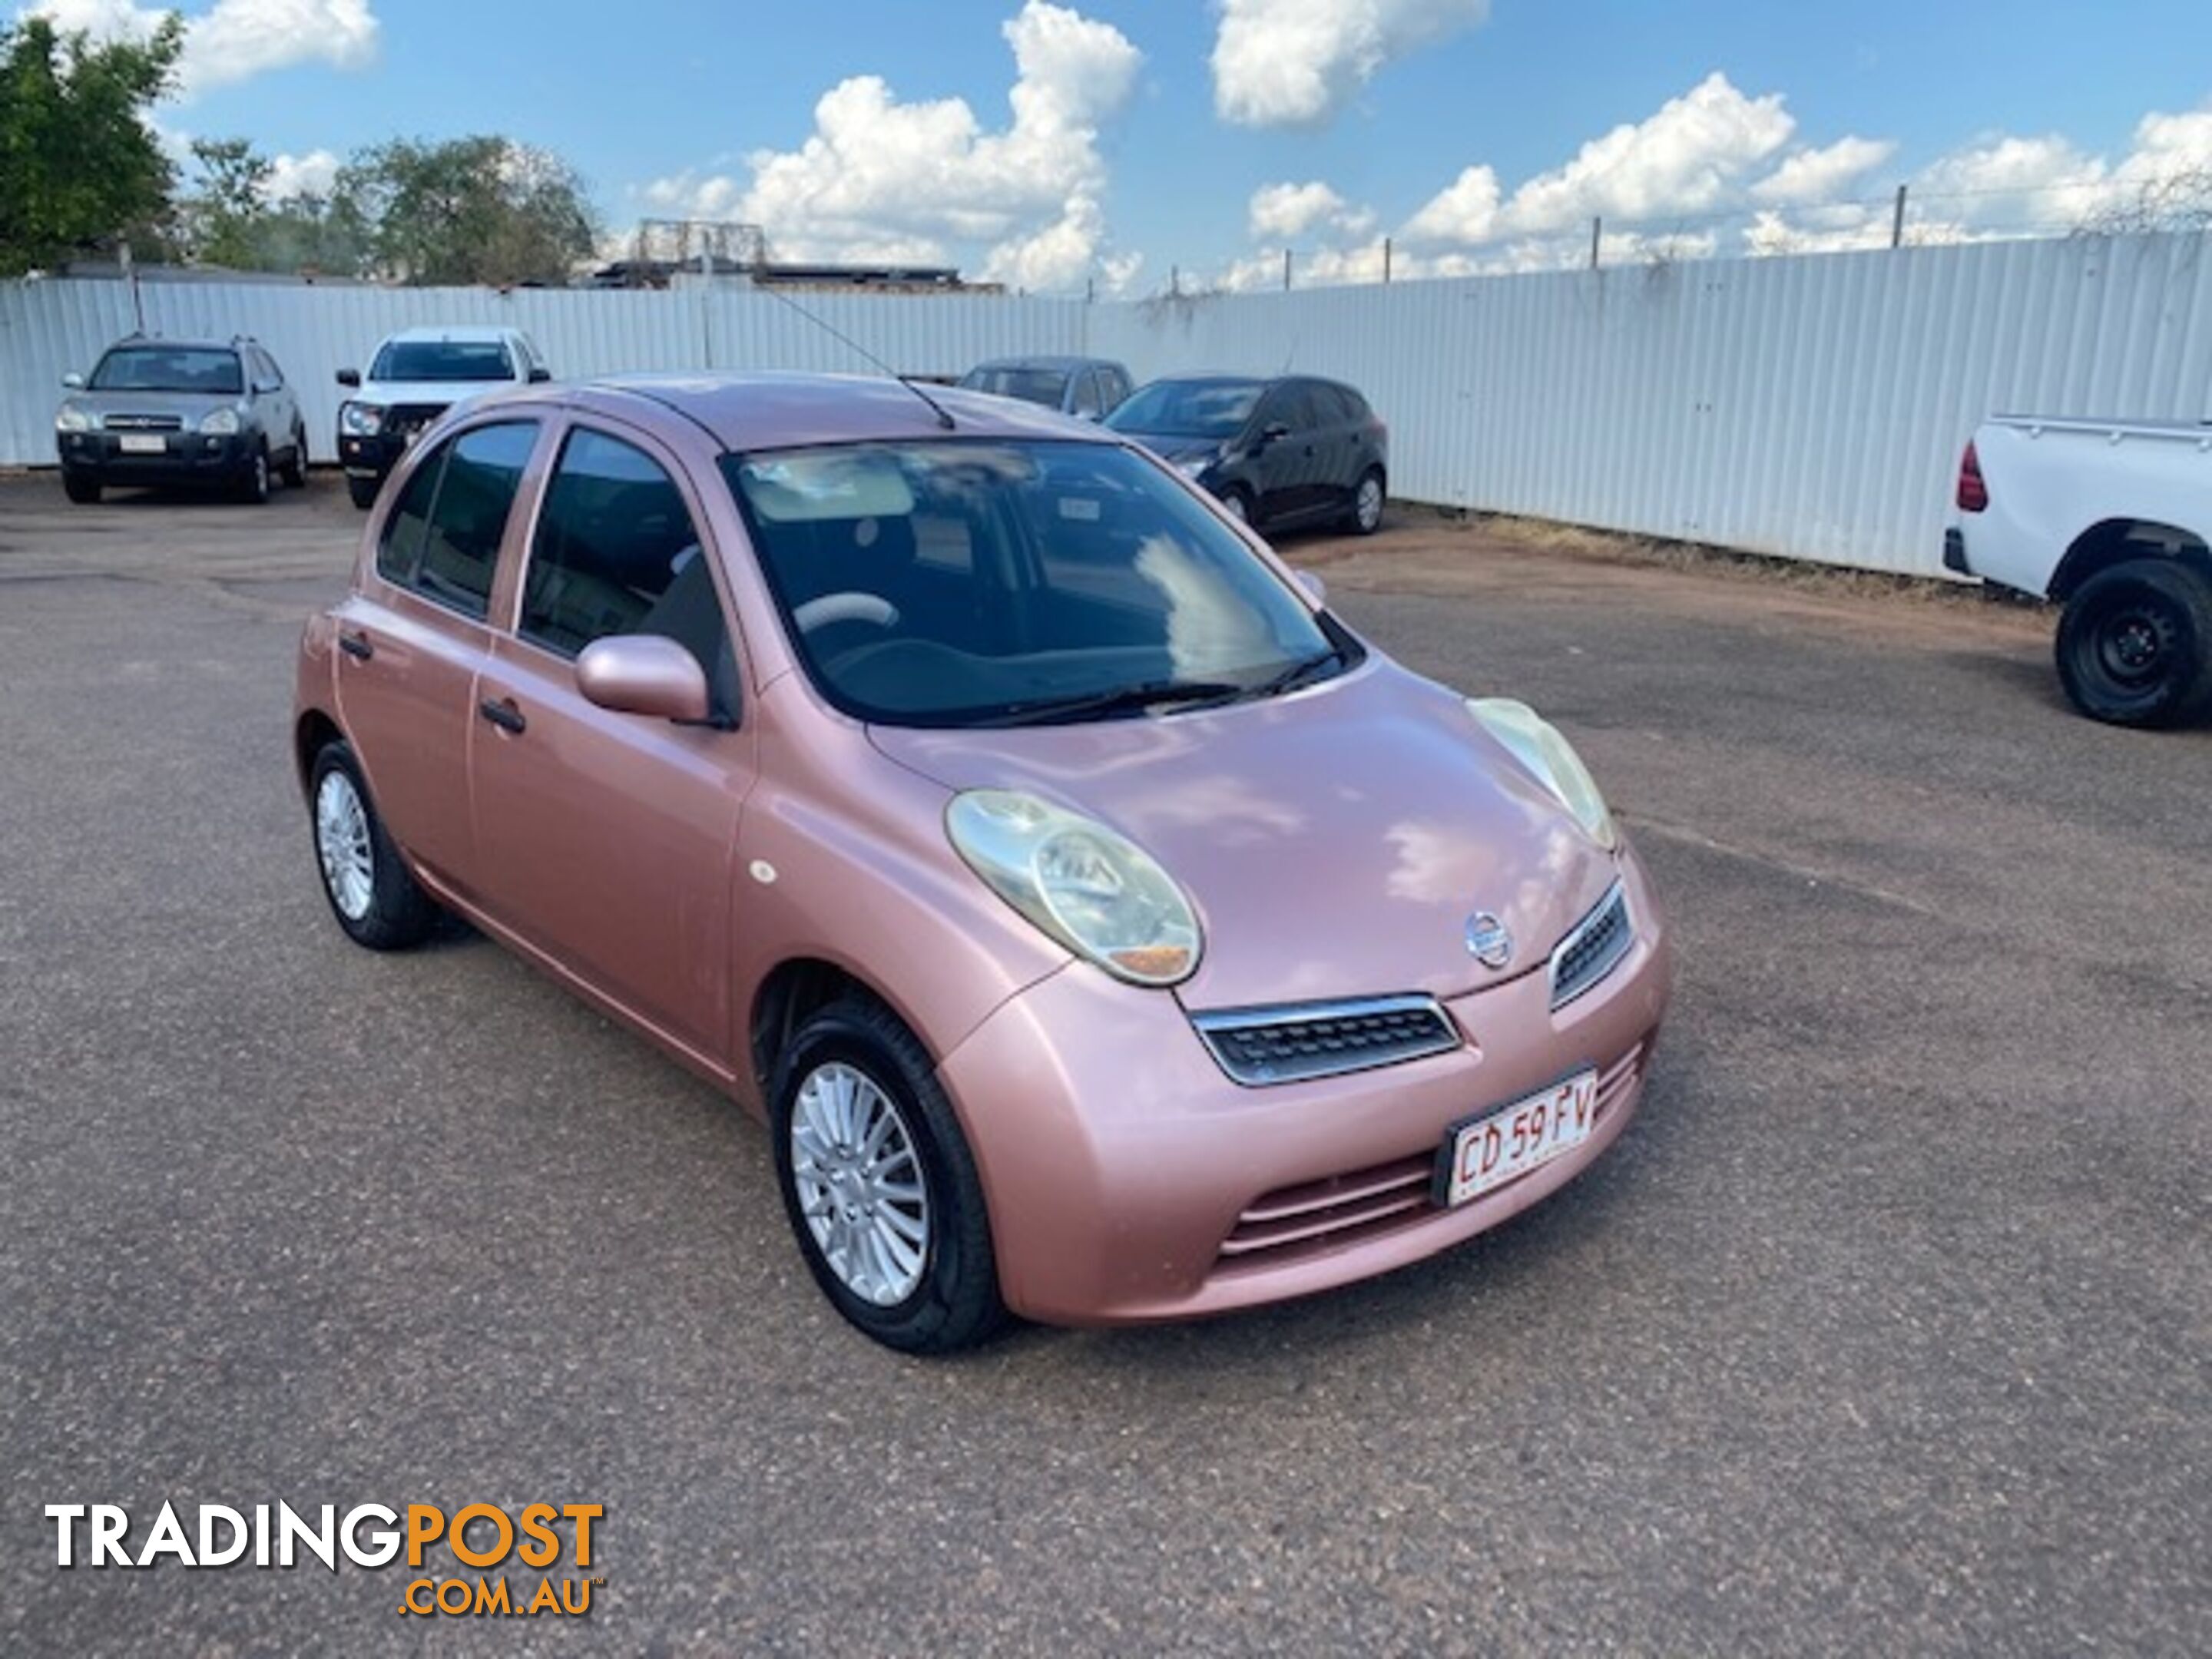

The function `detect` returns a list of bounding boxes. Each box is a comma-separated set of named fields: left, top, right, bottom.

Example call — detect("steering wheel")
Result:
left=793, top=591, right=902, bottom=635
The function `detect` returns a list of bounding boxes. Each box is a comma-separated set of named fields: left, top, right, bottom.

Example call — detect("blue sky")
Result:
left=31, top=0, right=2212, bottom=289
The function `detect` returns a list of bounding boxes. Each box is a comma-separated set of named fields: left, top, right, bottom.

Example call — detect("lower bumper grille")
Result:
left=1214, top=1039, right=1649, bottom=1273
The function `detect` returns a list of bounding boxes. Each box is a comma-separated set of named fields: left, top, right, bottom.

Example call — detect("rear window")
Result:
left=370, top=340, right=516, bottom=382
left=90, top=347, right=242, bottom=396
left=959, top=367, right=1069, bottom=408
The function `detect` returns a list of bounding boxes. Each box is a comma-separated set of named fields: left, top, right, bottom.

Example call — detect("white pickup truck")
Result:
left=1947, top=416, right=2212, bottom=727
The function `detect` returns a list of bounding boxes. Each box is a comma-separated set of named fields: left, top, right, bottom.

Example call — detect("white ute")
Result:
left=1948, top=416, right=2212, bottom=727
left=334, top=326, right=551, bottom=509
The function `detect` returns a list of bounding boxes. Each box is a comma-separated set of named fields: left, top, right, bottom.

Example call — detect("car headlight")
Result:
left=946, top=790, right=1202, bottom=985
left=1466, top=697, right=1618, bottom=849
left=200, top=407, right=242, bottom=435
left=55, top=403, right=97, bottom=432
left=339, top=402, right=385, bottom=437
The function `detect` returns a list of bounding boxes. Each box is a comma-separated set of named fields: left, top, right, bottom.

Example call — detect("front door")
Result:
left=467, top=420, right=755, bottom=1068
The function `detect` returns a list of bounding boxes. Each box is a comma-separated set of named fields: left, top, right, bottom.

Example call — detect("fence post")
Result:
left=1891, top=184, right=1908, bottom=250
left=1590, top=218, right=1601, bottom=270
left=1283, top=249, right=1292, bottom=291
left=1383, top=237, right=1392, bottom=284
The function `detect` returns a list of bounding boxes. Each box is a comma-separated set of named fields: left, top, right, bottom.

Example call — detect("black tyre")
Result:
left=2055, top=558, right=2212, bottom=729
left=346, top=474, right=381, bottom=511
left=1345, top=467, right=1386, bottom=535
left=237, top=444, right=271, bottom=505
left=62, top=473, right=101, bottom=505
left=279, top=426, right=307, bottom=488
left=1217, top=484, right=1256, bottom=527
left=307, top=740, right=438, bottom=949
left=770, top=996, right=1006, bottom=1354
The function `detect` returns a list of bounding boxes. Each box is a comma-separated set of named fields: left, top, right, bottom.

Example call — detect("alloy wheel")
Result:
left=789, top=1061, right=930, bottom=1306
left=314, top=770, right=375, bottom=921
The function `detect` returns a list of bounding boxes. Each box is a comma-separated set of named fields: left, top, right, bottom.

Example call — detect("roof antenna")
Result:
left=753, top=283, right=956, bottom=430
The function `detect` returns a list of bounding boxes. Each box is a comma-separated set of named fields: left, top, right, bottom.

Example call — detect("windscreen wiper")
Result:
left=974, top=678, right=1247, bottom=727
left=1212, top=646, right=1345, bottom=707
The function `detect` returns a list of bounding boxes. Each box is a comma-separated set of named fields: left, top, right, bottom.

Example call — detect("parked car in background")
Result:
left=957, top=356, right=1134, bottom=420
left=55, top=333, right=306, bottom=505
left=336, top=326, right=551, bottom=508
left=1949, top=416, right=2212, bottom=727
left=1106, top=373, right=1389, bottom=535
left=294, top=372, right=1667, bottom=1353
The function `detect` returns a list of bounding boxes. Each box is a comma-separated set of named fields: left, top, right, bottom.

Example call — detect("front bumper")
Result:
left=938, top=842, right=1674, bottom=1326
left=57, top=430, right=255, bottom=485
left=338, top=431, right=408, bottom=479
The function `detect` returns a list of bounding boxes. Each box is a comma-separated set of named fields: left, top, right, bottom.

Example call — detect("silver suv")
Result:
left=55, top=334, right=308, bottom=505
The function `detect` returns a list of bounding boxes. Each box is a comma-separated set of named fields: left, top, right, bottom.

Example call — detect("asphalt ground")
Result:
left=1, top=472, right=2205, bottom=1655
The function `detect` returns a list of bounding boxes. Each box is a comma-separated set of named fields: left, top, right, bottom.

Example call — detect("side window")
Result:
left=1105, top=369, right=1131, bottom=410
left=1311, top=384, right=1352, bottom=427
left=1070, top=370, right=1104, bottom=419
left=253, top=348, right=283, bottom=391
left=373, top=422, right=537, bottom=620
left=1259, top=384, right=1313, bottom=434
left=522, top=427, right=739, bottom=715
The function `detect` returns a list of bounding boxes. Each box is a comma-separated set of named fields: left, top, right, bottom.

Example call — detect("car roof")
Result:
left=541, top=372, right=1118, bottom=453
left=965, top=356, right=1118, bottom=373
left=379, top=325, right=526, bottom=344
left=99, top=337, right=243, bottom=355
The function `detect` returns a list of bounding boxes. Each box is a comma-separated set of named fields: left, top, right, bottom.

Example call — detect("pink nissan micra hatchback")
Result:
left=294, top=373, right=1672, bottom=1352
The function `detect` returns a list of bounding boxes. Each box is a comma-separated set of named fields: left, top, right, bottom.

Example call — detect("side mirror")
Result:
left=527, top=366, right=552, bottom=383
left=576, top=634, right=710, bottom=724
left=61, top=372, right=85, bottom=389
left=1292, top=569, right=1326, bottom=607
left=336, top=368, right=360, bottom=389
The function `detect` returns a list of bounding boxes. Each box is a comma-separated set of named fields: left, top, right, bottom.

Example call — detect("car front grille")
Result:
left=105, top=413, right=184, bottom=432
left=1214, top=1040, right=1649, bottom=1273
left=1548, top=882, right=1633, bottom=1010
left=386, top=402, right=451, bottom=436
left=1190, top=994, right=1462, bottom=1087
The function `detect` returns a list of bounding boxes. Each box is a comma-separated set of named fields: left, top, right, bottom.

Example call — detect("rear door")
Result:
left=1306, top=382, right=1360, bottom=512
left=467, top=419, right=755, bottom=1069
left=333, top=419, right=544, bottom=894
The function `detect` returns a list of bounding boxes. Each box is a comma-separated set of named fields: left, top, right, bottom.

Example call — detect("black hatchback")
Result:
left=1104, top=374, right=1388, bottom=535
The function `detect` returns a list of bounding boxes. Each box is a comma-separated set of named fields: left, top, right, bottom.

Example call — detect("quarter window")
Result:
left=373, top=421, right=538, bottom=620
left=522, top=427, right=739, bottom=717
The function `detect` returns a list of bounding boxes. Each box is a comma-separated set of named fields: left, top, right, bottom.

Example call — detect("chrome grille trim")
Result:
left=1549, top=881, right=1634, bottom=1010
left=1190, top=993, right=1461, bottom=1087
left=106, top=413, right=184, bottom=432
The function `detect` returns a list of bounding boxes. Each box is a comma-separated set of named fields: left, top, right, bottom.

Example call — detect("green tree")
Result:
left=178, top=137, right=373, bottom=276
left=334, top=135, right=598, bottom=286
left=0, top=12, right=183, bottom=274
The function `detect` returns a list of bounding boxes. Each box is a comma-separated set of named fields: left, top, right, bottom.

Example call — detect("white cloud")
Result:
left=1489, top=71, right=1793, bottom=237
left=1247, top=180, right=1373, bottom=241
left=1909, top=132, right=2106, bottom=231
left=1750, top=135, right=1896, bottom=206
left=23, top=0, right=379, bottom=98
left=1402, top=163, right=1500, bottom=243
left=265, top=147, right=339, bottom=200
left=643, top=2, right=1140, bottom=292
left=1211, top=0, right=1489, bottom=130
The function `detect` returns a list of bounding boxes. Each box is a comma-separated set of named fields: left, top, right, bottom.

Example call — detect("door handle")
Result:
left=478, top=697, right=527, bottom=734
left=337, top=631, right=373, bottom=661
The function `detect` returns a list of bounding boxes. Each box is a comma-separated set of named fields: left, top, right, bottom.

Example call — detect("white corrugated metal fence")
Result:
left=6, top=233, right=2210, bottom=578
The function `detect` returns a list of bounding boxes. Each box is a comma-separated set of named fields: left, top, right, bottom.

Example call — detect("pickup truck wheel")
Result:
left=2055, top=558, right=2212, bottom=728
left=346, top=475, right=381, bottom=510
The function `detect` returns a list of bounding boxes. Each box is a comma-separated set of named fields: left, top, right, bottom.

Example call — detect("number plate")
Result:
left=1437, top=1070, right=1599, bottom=1207
left=118, top=434, right=166, bottom=454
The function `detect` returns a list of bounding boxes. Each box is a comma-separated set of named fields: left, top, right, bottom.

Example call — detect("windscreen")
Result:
left=370, top=340, right=516, bottom=382
left=723, top=439, right=1348, bottom=727
left=90, top=347, right=243, bottom=396
left=1104, top=379, right=1261, bottom=439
